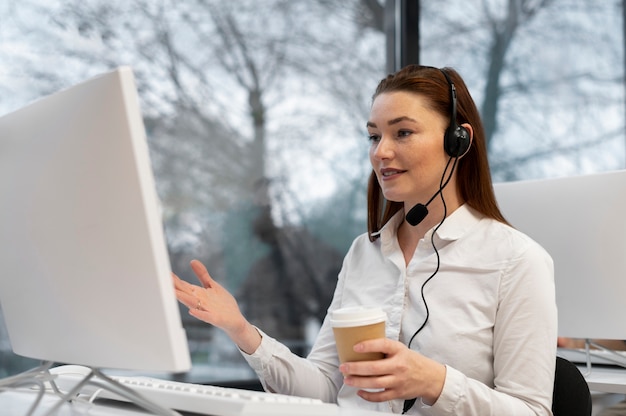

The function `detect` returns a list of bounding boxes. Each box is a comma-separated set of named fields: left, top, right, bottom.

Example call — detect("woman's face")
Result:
left=367, top=91, right=451, bottom=208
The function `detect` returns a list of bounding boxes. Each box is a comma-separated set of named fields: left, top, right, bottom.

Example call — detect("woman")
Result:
left=173, top=65, right=557, bottom=415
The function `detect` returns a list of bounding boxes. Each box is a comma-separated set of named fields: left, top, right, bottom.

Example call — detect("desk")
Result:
left=578, top=366, right=626, bottom=395
left=0, top=390, right=143, bottom=416
left=0, top=389, right=391, bottom=416
left=558, top=348, right=626, bottom=394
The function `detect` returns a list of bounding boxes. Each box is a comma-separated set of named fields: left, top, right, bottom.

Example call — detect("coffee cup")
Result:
left=329, top=306, right=387, bottom=363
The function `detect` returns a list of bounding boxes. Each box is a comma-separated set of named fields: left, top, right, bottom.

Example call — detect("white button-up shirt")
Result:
left=242, top=205, right=557, bottom=415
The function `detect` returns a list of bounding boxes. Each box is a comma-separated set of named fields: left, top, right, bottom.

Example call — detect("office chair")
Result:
left=552, top=356, right=592, bottom=416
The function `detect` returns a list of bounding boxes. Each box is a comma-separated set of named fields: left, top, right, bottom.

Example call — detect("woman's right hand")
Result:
left=172, top=259, right=262, bottom=354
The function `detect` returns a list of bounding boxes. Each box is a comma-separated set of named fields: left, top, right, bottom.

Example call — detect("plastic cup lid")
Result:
left=329, top=306, right=387, bottom=327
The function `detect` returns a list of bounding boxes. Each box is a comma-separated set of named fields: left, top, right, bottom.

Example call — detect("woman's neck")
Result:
left=398, top=190, right=464, bottom=265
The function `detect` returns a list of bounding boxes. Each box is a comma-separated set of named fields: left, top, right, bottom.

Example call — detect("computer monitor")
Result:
left=0, top=67, right=191, bottom=373
left=494, top=171, right=626, bottom=340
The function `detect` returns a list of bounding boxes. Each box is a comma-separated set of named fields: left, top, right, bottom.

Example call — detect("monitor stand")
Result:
left=581, top=339, right=626, bottom=376
left=0, top=361, right=180, bottom=416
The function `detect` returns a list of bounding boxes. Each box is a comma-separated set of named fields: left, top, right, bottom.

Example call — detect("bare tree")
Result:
left=422, top=0, right=623, bottom=181
left=32, top=0, right=386, bottom=343
left=480, top=0, right=556, bottom=149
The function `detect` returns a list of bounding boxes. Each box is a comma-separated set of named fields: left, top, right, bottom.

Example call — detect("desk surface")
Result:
left=578, top=365, right=626, bottom=395
left=0, top=389, right=391, bottom=416
left=4, top=367, right=625, bottom=414
left=0, top=390, right=142, bottom=416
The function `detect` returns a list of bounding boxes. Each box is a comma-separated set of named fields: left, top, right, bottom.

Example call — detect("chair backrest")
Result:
left=552, top=356, right=592, bottom=416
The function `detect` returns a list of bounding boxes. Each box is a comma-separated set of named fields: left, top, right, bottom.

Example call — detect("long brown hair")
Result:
left=367, top=65, right=507, bottom=241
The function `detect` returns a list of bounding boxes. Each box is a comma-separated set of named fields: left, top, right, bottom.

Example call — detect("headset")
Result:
left=404, top=68, right=472, bottom=227
left=440, top=68, right=471, bottom=158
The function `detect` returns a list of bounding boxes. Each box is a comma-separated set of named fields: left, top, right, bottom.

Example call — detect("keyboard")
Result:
left=50, top=368, right=340, bottom=416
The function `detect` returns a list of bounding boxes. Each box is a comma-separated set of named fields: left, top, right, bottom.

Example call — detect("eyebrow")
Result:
left=366, top=116, right=418, bottom=129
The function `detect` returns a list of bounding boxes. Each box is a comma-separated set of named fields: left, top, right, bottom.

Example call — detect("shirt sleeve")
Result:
left=238, top=238, right=360, bottom=405
left=427, top=239, right=557, bottom=416
left=239, top=327, right=341, bottom=403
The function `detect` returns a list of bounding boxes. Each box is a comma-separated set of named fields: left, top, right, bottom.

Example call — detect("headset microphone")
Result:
left=404, top=153, right=456, bottom=226
left=405, top=188, right=442, bottom=226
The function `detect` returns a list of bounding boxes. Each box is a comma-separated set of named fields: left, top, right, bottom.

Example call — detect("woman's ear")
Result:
left=459, top=123, right=473, bottom=158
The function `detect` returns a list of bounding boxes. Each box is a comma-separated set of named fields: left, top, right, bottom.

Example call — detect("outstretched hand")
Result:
left=339, top=338, right=446, bottom=405
left=172, top=259, right=262, bottom=354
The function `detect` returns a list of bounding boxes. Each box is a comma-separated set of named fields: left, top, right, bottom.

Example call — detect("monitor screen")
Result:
left=494, top=171, right=626, bottom=340
left=0, top=67, right=191, bottom=373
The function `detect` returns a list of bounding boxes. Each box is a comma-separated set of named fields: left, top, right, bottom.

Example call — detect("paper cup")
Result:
left=329, top=306, right=387, bottom=363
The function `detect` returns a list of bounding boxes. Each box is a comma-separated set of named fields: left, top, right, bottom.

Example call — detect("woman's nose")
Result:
left=371, top=136, right=394, bottom=159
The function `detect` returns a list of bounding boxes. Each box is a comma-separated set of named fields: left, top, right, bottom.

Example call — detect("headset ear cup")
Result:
left=440, top=68, right=472, bottom=158
left=444, top=125, right=471, bottom=157
left=455, top=125, right=471, bottom=157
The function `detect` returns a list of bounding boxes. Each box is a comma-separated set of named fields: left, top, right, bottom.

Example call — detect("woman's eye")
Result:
left=397, top=130, right=412, bottom=138
left=368, top=133, right=380, bottom=142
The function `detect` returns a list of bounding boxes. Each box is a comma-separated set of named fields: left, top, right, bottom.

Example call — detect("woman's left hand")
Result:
left=339, top=338, right=446, bottom=405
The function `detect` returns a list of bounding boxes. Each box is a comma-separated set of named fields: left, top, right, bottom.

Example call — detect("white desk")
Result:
left=578, top=366, right=626, bottom=395
left=0, top=389, right=391, bottom=416
left=0, top=390, right=144, bottom=416
left=557, top=348, right=626, bottom=394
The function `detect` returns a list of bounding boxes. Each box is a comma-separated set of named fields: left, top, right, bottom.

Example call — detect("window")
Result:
left=420, top=0, right=625, bottom=181
left=0, top=0, right=385, bottom=381
left=1, top=0, right=623, bottom=382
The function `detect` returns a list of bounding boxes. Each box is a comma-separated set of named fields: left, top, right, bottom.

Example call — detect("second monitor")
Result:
left=494, top=170, right=626, bottom=340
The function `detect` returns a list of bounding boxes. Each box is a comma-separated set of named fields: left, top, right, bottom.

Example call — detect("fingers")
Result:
left=190, top=259, right=215, bottom=289
left=355, top=384, right=398, bottom=403
left=342, top=369, right=406, bottom=403
left=171, top=260, right=216, bottom=292
left=170, top=261, right=214, bottom=305
left=339, top=339, right=398, bottom=380
left=353, top=338, right=398, bottom=355
left=171, top=272, right=194, bottom=295
left=341, top=341, right=446, bottom=405
left=188, top=306, right=213, bottom=321
left=361, top=338, right=389, bottom=350
left=339, top=339, right=414, bottom=401
left=171, top=272, right=187, bottom=291
left=171, top=270, right=203, bottom=311
left=173, top=284, right=198, bottom=311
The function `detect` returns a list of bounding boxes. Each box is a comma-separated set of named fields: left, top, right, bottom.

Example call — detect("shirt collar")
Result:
left=433, top=204, right=484, bottom=241
left=376, top=204, right=484, bottom=245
